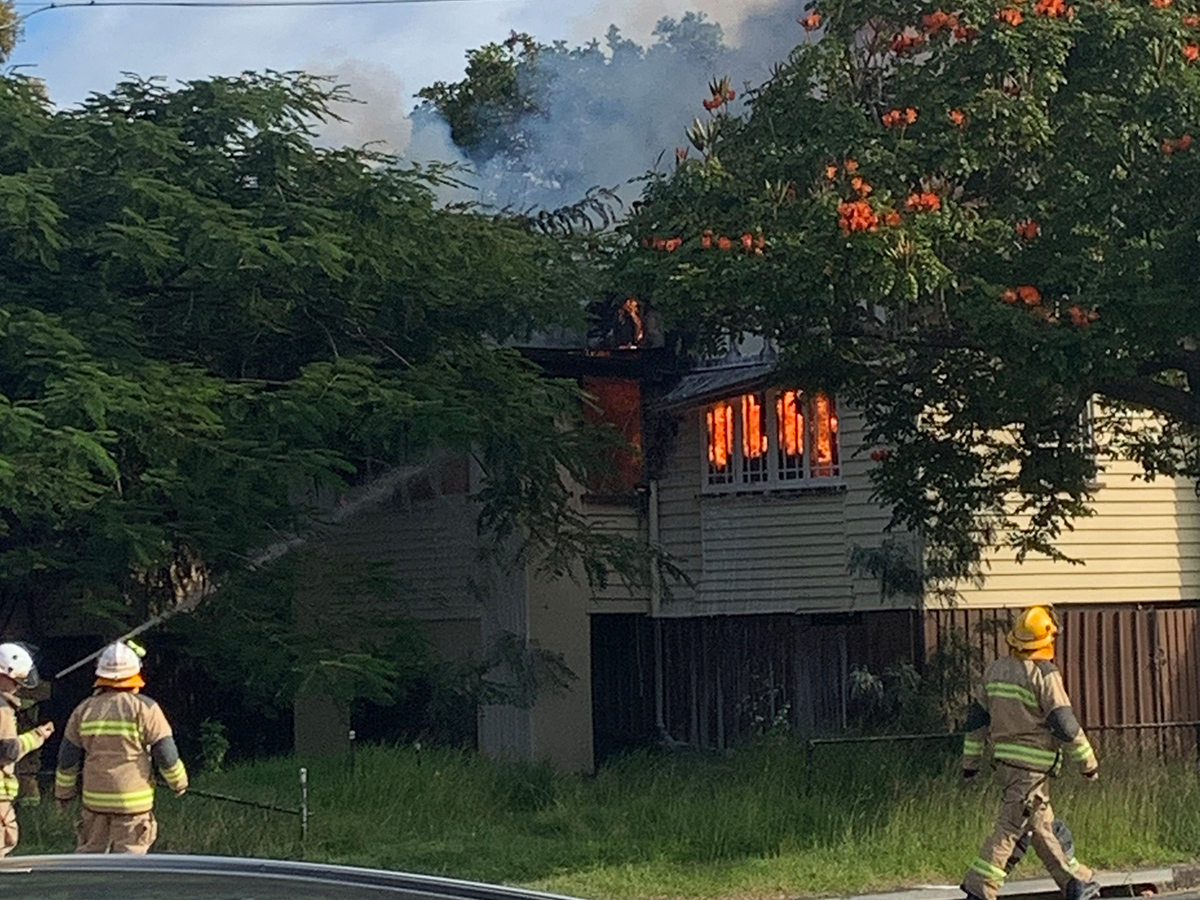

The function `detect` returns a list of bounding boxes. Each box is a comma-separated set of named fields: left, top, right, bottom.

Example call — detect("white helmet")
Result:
left=0, top=643, right=37, bottom=688
left=95, top=641, right=143, bottom=680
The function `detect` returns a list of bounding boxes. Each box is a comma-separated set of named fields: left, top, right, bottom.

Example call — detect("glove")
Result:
left=1082, top=768, right=1099, bottom=781
left=35, top=722, right=54, bottom=740
left=962, top=768, right=978, bottom=781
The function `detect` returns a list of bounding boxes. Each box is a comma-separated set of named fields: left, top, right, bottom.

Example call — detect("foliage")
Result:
left=0, top=70, right=626, bottom=683
left=197, top=718, right=231, bottom=774
left=415, top=15, right=732, bottom=213
left=18, top=742, right=1200, bottom=898
left=611, top=0, right=1200, bottom=586
left=0, top=1, right=17, bottom=62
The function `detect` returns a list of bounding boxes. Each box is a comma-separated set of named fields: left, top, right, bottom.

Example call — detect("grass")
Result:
left=14, top=737, right=1200, bottom=900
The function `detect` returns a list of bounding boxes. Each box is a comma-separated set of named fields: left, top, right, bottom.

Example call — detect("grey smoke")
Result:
left=318, top=0, right=806, bottom=212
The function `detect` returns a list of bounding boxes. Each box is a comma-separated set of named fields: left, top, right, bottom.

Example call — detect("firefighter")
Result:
left=15, top=679, right=53, bottom=809
left=54, top=640, right=188, bottom=854
left=0, top=643, right=54, bottom=856
left=961, top=606, right=1100, bottom=900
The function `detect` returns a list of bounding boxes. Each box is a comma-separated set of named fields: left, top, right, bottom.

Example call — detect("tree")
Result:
left=0, top=1, right=18, bottom=64
left=612, top=0, right=1200, bottom=587
left=415, top=15, right=731, bottom=215
left=0, top=70, right=622, bottom=680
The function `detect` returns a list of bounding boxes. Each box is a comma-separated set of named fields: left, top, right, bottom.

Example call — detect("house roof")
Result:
left=656, top=360, right=778, bottom=410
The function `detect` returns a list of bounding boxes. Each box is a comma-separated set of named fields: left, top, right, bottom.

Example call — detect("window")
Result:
left=703, top=389, right=840, bottom=491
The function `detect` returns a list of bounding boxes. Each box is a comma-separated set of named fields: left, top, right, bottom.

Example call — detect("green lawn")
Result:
left=15, top=738, right=1200, bottom=900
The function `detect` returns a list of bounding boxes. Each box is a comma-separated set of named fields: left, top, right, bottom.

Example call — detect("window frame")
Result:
left=700, top=388, right=842, bottom=494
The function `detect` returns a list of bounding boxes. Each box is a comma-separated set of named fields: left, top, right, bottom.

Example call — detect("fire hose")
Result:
left=49, top=465, right=421, bottom=682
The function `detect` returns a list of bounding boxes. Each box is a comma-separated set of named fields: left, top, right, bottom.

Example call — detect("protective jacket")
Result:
left=0, top=692, right=48, bottom=802
left=54, top=689, right=188, bottom=814
left=962, top=656, right=1097, bottom=774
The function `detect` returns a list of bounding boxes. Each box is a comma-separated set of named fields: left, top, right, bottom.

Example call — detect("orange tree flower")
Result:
left=717, top=236, right=733, bottom=250
left=1151, top=0, right=1172, bottom=8
left=883, top=210, right=903, bottom=226
left=1015, top=219, right=1041, bottom=239
left=922, top=10, right=960, bottom=33
left=1016, top=285, right=1042, bottom=305
left=1035, top=0, right=1069, bottom=18
left=1185, top=43, right=1199, bottom=61
left=825, top=164, right=839, bottom=179
left=996, top=7, right=1024, bottom=25
left=953, top=24, right=981, bottom=40
left=949, top=108, right=967, bottom=128
left=838, top=199, right=879, bottom=234
left=1185, top=13, right=1200, bottom=25
left=905, top=192, right=941, bottom=212
left=800, top=11, right=822, bottom=30
left=892, top=29, right=926, bottom=53
left=844, top=159, right=860, bottom=173
left=1001, top=289, right=1020, bottom=304
left=851, top=176, right=873, bottom=196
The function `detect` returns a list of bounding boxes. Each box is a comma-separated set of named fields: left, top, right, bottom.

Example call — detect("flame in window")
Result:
left=776, top=390, right=804, bottom=456
left=741, top=394, right=767, bottom=459
left=814, top=392, right=837, bottom=465
left=706, top=401, right=733, bottom=469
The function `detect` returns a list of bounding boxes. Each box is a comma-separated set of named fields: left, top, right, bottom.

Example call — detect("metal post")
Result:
left=348, top=729, right=356, bottom=774
left=805, top=739, right=815, bottom=795
left=299, top=767, right=309, bottom=851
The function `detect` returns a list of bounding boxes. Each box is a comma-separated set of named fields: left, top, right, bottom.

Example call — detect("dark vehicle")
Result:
left=0, top=854, right=586, bottom=900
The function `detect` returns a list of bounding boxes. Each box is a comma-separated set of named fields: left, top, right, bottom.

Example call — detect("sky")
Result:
left=14, top=0, right=788, bottom=107
left=9, top=0, right=800, bottom=206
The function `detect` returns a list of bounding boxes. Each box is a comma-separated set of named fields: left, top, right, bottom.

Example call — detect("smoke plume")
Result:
left=320, top=0, right=807, bottom=213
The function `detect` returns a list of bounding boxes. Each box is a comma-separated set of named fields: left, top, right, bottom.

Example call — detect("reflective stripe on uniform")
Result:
left=0, top=775, right=18, bottom=800
left=79, top=720, right=142, bottom=740
left=55, top=769, right=76, bottom=789
left=16, top=732, right=38, bottom=756
left=994, top=742, right=1059, bottom=768
left=970, top=857, right=1008, bottom=883
left=160, top=759, right=186, bottom=787
left=1067, top=740, right=1094, bottom=761
left=1068, top=857, right=1080, bottom=873
left=81, top=787, right=156, bottom=812
left=962, top=739, right=985, bottom=756
left=986, top=682, right=1039, bottom=710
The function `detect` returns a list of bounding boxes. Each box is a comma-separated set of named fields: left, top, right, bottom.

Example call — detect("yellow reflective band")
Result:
left=161, top=760, right=186, bottom=784
left=79, top=720, right=142, bottom=739
left=962, top=739, right=985, bottom=755
left=1068, top=857, right=1080, bottom=873
left=16, top=732, right=37, bottom=756
left=55, top=770, right=76, bottom=788
left=1067, top=741, right=1094, bottom=761
left=986, top=681, right=1039, bottom=709
left=970, top=857, right=1008, bottom=883
left=0, top=776, right=18, bottom=800
left=994, top=742, right=1059, bottom=767
left=81, top=788, right=156, bottom=812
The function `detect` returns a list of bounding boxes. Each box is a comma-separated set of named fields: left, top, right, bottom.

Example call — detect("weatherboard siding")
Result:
left=656, top=404, right=900, bottom=616
left=949, top=456, right=1200, bottom=607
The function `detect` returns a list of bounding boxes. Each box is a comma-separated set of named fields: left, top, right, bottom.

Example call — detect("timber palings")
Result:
left=925, top=604, right=1200, bottom=739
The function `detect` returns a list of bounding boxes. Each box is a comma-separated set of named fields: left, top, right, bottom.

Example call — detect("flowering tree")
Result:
left=615, top=0, right=1200, bottom=585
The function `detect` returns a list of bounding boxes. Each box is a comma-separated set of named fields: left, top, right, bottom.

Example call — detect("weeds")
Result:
left=15, top=738, right=1200, bottom=900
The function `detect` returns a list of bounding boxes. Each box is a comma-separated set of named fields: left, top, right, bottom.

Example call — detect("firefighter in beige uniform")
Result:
left=0, top=643, right=54, bottom=855
left=961, top=607, right=1100, bottom=900
left=55, top=641, right=188, bottom=853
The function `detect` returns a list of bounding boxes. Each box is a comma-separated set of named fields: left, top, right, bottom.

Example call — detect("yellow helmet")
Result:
left=1007, top=606, right=1059, bottom=654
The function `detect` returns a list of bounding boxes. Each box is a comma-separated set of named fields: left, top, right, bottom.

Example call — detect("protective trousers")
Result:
left=962, top=764, right=1091, bottom=900
left=0, top=801, right=17, bottom=856
left=75, top=809, right=158, bottom=854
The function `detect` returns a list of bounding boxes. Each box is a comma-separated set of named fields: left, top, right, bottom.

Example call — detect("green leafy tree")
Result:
left=0, top=70, right=621, bottom=651
left=613, top=0, right=1200, bottom=587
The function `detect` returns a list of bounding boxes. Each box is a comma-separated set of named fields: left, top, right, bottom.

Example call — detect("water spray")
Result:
left=53, top=465, right=422, bottom=681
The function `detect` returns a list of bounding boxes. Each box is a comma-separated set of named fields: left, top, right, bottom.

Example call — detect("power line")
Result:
left=5, top=0, right=510, bottom=28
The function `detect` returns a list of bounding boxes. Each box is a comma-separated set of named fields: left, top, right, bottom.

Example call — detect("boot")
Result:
left=1064, top=878, right=1101, bottom=900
